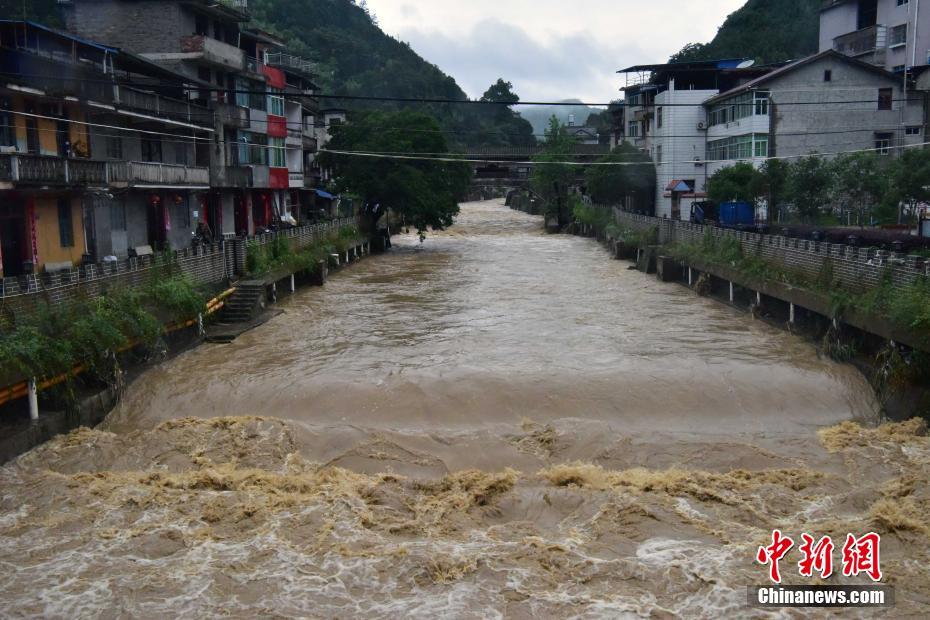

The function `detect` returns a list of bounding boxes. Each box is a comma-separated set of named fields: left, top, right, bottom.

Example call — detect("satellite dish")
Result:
left=737, top=60, right=756, bottom=69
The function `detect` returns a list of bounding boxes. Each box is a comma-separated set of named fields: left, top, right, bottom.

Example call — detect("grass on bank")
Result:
left=246, top=225, right=360, bottom=278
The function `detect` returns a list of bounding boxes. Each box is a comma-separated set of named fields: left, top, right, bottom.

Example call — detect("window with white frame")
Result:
left=268, top=88, right=285, bottom=116
left=269, top=137, right=286, bottom=167
left=627, top=121, right=639, bottom=137
left=875, top=133, right=893, bottom=155
left=890, top=24, right=908, bottom=47
left=906, top=126, right=922, bottom=136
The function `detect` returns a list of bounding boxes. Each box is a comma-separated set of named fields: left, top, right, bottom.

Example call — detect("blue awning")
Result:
left=314, top=189, right=335, bottom=200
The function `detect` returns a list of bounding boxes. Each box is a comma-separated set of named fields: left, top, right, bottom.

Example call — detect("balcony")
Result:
left=833, top=25, right=887, bottom=65
left=0, top=154, right=107, bottom=186
left=116, top=86, right=210, bottom=125
left=303, top=135, right=319, bottom=152
left=108, top=162, right=210, bottom=187
left=180, top=35, right=245, bottom=71
left=265, top=52, right=315, bottom=76
left=289, top=171, right=304, bottom=189
left=217, top=103, right=251, bottom=129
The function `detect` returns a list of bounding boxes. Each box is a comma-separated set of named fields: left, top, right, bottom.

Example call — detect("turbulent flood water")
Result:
left=2, top=200, right=929, bottom=618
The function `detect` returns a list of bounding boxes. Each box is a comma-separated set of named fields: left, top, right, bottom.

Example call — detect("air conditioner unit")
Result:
left=696, top=121, right=707, bottom=131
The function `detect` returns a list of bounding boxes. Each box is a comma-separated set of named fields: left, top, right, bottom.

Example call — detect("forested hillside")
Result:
left=248, top=0, right=534, bottom=147
left=670, top=0, right=820, bottom=64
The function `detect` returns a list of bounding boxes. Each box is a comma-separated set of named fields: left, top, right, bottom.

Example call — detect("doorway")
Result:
left=0, top=201, right=26, bottom=276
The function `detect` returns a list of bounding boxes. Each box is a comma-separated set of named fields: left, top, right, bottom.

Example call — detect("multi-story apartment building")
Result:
left=704, top=51, right=922, bottom=186
left=820, top=0, right=928, bottom=73
left=616, top=60, right=772, bottom=218
left=0, top=20, right=213, bottom=277
left=61, top=0, right=325, bottom=237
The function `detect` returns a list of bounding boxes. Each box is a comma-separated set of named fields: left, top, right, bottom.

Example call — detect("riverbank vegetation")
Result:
left=0, top=271, right=204, bottom=384
left=707, top=150, right=930, bottom=225
left=245, top=225, right=360, bottom=278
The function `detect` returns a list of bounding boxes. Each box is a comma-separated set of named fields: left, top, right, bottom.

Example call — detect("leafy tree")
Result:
left=786, top=156, right=833, bottom=223
left=832, top=152, right=888, bottom=226
left=319, top=110, right=471, bottom=235
left=885, top=148, right=930, bottom=225
left=757, top=159, right=790, bottom=224
left=480, top=79, right=520, bottom=105
left=530, top=117, right=577, bottom=218
left=585, top=144, right=655, bottom=207
left=707, top=162, right=764, bottom=205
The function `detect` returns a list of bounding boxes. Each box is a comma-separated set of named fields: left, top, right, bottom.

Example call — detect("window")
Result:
left=706, top=134, right=757, bottom=161
left=57, top=199, right=74, bottom=248
left=754, top=135, right=769, bottom=158
left=25, top=117, right=39, bottom=154
left=141, top=138, right=163, bottom=162
left=173, top=143, right=189, bottom=166
left=237, top=132, right=268, bottom=165
left=235, top=78, right=250, bottom=108
left=892, top=64, right=906, bottom=73
left=656, top=107, right=663, bottom=129
left=105, top=136, right=123, bottom=160
left=709, top=91, right=769, bottom=127
left=174, top=201, right=189, bottom=229
left=269, top=137, right=286, bottom=167
left=824, top=70, right=832, bottom=82
left=267, top=87, right=285, bottom=116
left=753, top=91, right=769, bottom=116
left=627, top=121, right=639, bottom=138
left=248, top=80, right=266, bottom=111
left=655, top=145, right=662, bottom=164
left=906, top=126, right=922, bottom=136
left=890, top=24, right=908, bottom=47
left=898, top=0, right=909, bottom=7
left=110, top=200, right=126, bottom=231
left=878, top=88, right=893, bottom=111
left=875, top=133, right=893, bottom=155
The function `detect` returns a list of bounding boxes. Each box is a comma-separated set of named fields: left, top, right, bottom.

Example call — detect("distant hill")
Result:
left=516, top=101, right=606, bottom=136
left=670, top=0, right=820, bottom=64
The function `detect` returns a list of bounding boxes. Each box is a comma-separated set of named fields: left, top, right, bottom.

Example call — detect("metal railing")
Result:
left=833, top=25, right=886, bottom=57
left=109, top=161, right=210, bottom=186
left=0, top=153, right=107, bottom=185
left=265, top=52, right=315, bottom=75
left=117, top=86, right=211, bottom=125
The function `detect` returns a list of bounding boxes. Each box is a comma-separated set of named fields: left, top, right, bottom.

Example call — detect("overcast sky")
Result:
left=364, top=0, right=746, bottom=103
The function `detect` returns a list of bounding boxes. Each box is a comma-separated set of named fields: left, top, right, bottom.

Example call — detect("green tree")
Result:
left=757, top=159, right=790, bottom=224
left=832, top=152, right=888, bottom=226
left=320, top=110, right=472, bottom=234
left=530, top=117, right=577, bottom=219
left=707, top=162, right=764, bottom=205
left=886, top=149, right=930, bottom=225
left=480, top=79, right=520, bottom=105
left=786, top=155, right=833, bottom=223
left=585, top=144, right=655, bottom=207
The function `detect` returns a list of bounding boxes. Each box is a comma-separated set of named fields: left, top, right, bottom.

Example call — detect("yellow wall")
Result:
left=10, top=95, right=88, bottom=156
left=34, top=197, right=85, bottom=269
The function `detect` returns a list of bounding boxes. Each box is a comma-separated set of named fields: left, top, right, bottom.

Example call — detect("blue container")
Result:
left=719, top=201, right=755, bottom=229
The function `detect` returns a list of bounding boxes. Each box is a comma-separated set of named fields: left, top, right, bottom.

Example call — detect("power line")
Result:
left=321, top=140, right=930, bottom=167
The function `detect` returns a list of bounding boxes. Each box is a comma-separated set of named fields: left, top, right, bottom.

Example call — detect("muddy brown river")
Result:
left=1, top=200, right=928, bottom=618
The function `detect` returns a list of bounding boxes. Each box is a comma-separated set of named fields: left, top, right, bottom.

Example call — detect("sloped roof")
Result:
left=703, top=50, right=899, bottom=105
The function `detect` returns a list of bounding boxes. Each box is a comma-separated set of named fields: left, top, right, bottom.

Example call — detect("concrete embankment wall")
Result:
left=613, top=210, right=929, bottom=294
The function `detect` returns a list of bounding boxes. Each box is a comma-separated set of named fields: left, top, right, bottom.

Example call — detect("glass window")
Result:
left=269, top=137, right=286, bottom=167
left=57, top=199, right=74, bottom=248
left=878, top=88, right=893, bottom=111
left=890, top=24, right=908, bottom=46
left=141, top=138, right=162, bottom=163
left=105, top=136, right=123, bottom=160
left=754, top=135, right=769, bottom=158
left=656, top=107, right=663, bottom=129
left=248, top=80, right=266, bottom=111
left=627, top=121, right=639, bottom=138
left=906, top=126, right=922, bottom=136
left=875, top=133, right=893, bottom=155
left=235, top=78, right=250, bottom=108
left=173, top=142, right=189, bottom=166
left=268, top=88, right=285, bottom=116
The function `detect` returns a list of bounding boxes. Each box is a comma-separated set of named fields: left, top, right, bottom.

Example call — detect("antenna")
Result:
left=737, top=60, right=756, bottom=69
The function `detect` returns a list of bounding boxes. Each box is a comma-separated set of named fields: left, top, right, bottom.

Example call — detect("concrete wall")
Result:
left=64, top=0, right=186, bottom=56
left=820, top=0, right=930, bottom=71
left=615, top=209, right=929, bottom=294
left=653, top=87, right=718, bottom=220
left=820, top=2, right=860, bottom=53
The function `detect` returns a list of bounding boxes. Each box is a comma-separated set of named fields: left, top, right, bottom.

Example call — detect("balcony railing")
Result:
left=116, top=86, right=211, bottom=125
left=217, top=103, right=250, bottom=129
left=265, top=52, right=315, bottom=75
left=108, top=161, right=210, bottom=186
left=833, top=25, right=887, bottom=58
left=180, top=35, right=245, bottom=70
left=0, top=153, right=107, bottom=185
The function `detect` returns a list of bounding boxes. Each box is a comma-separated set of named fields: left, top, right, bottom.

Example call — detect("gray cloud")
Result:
left=395, top=18, right=646, bottom=102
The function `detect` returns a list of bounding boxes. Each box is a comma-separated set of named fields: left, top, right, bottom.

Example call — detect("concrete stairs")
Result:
left=218, top=281, right=266, bottom=324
